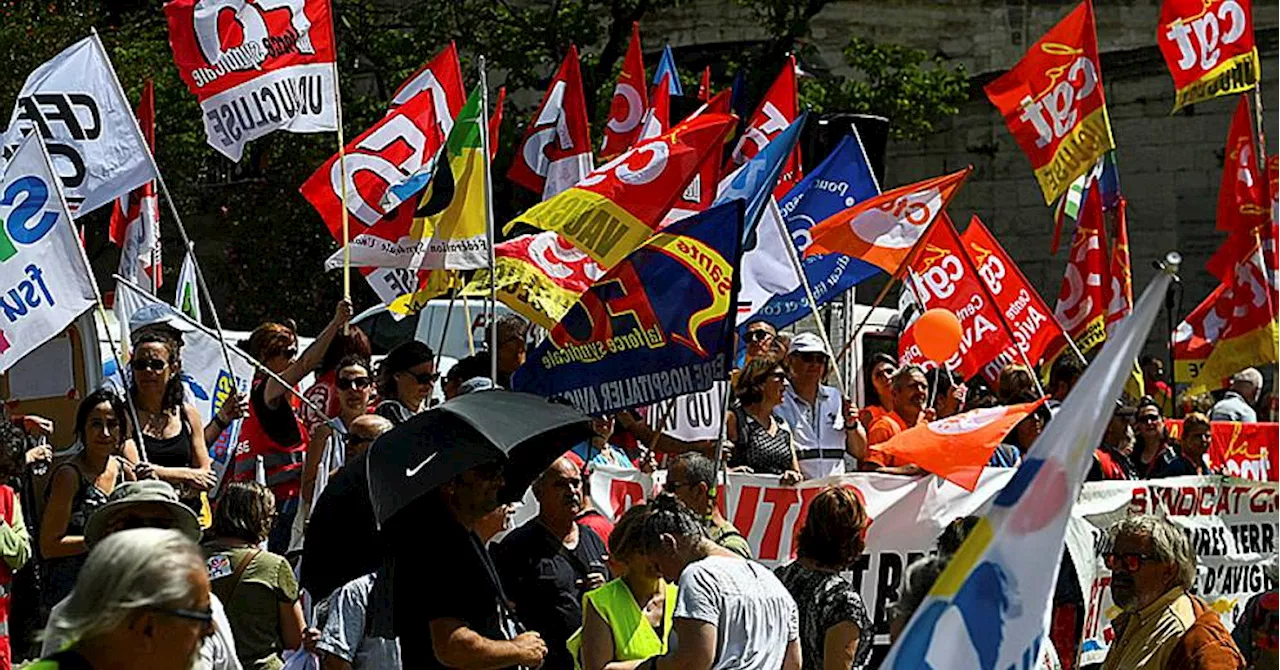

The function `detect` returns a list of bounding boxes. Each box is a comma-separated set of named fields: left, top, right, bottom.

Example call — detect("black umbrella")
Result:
left=366, top=390, right=593, bottom=526
left=299, top=448, right=382, bottom=600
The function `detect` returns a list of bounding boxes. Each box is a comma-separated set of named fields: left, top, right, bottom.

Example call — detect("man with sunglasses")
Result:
left=1102, top=515, right=1244, bottom=669
left=41, top=481, right=241, bottom=670
left=775, top=333, right=867, bottom=479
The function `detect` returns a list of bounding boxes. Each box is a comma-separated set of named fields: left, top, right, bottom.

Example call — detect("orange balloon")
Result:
left=914, top=308, right=964, bottom=362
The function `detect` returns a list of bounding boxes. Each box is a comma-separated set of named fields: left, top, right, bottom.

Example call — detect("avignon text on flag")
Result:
left=984, top=0, right=1114, bottom=205
left=1157, top=0, right=1260, bottom=112
left=165, top=0, right=339, bottom=162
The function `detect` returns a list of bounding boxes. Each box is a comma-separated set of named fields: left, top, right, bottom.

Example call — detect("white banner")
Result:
left=4, top=35, right=157, bottom=217
left=1070, top=475, right=1279, bottom=666
left=643, top=380, right=728, bottom=442
left=198, top=63, right=337, bottom=162
left=0, top=134, right=97, bottom=374
left=115, top=280, right=254, bottom=481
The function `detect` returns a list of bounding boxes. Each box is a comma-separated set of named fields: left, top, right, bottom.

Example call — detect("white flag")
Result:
left=0, top=134, right=98, bottom=374
left=736, top=198, right=803, bottom=323
left=4, top=35, right=157, bottom=217
left=174, top=251, right=202, bottom=323
left=881, top=266, right=1176, bottom=669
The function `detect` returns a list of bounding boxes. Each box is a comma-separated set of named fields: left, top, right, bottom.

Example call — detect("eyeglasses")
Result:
left=336, top=376, right=372, bottom=391
left=1103, top=552, right=1154, bottom=572
left=279, top=347, right=299, bottom=360
left=745, top=330, right=773, bottom=343
left=795, top=352, right=826, bottom=364
left=151, top=606, right=215, bottom=634
left=130, top=358, right=169, bottom=373
left=404, top=370, right=439, bottom=385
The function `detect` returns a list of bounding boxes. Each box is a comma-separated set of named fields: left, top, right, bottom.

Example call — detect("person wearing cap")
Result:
left=775, top=333, right=867, bottom=479
left=1210, top=368, right=1262, bottom=423
left=487, top=314, right=530, bottom=388
left=41, top=480, right=241, bottom=670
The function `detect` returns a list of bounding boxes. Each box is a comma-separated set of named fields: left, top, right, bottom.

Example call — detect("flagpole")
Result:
left=32, top=133, right=148, bottom=461
left=772, top=200, right=844, bottom=390
left=463, top=298, right=476, bottom=355
left=435, top=293, right=456, bottom=371
left=479, top=56, right=499, bottom=384
left=333, top=60, right=352, bottom=302
left=89, top=30, right=238, bottom=388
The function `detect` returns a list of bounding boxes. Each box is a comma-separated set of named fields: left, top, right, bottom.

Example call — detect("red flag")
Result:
left=1172, top=283, right=1230, bottom=382
left=509, top=46, right=594, bottom=199
left=804, top=167, right=970, bottom=274
left=1166, top=419, right=1278, bottom=481
left=164, top=0, right=337, bottom=161
left=1216, top=95, right=1267, bottom=234
left=488, top=86, right=506, bottom=160
left=506, top=113, right=736, bottom=267
left=389, top=42, right=466, bottom=138
left=963, top=215, right=1069, bottom=375
left=873, top=400, right=1048, bottom=491
left=110, top=80, right=161, bottom=289
left=698, top=65, right=711, bottom=101
left=637, top=74, right=672, bottom=143
left=1104, top=198, right=1133, bottom=332
left=601, top=23, right=648, bottom=159
left=462, top=231, right=606, bottom=329
left=727, top=55, right=801, bottom=198
left=1053, top=185, right=1108, bottom=354
left=663, top=90, right=734, bottom=224
left=897, top=216, right=1017, bottom=382
left=984, top=0, right=1114, bottom=205
left=1157, top=0, right=1260, bottom=112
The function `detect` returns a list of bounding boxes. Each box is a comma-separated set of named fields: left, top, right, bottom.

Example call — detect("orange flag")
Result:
left=803, top=167, right=970, bottom=274
left=1104, top=198, right=1132, bottom=333
left=872, top=399, right=1048, bottom=491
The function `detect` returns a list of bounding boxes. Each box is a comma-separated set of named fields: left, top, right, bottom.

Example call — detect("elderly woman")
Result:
left=1102, top=515, right=1245, bottom=669
left=775, top=487, right=874, bottom=670
left=725, top=354, right=802, bottom=484
left=203, top=482, right=309, bottom=670
left=35, top=528, right=213, bottom=669
left=569, top=504, right=677, bottom=670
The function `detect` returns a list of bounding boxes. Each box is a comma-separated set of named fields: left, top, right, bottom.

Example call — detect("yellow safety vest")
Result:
left=566, top=578, right=677, bottom=670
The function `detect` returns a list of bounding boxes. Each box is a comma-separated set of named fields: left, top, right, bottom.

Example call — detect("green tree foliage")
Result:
left=0, top=0, right=966, bottom=332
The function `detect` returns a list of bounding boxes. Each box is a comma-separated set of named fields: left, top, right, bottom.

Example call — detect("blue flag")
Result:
left=511, top=202, right=743, bottom=415
left=713, top=112, right=807, bottom=240
left=653, top=44, right=683, bottom=96
left=755, top=132, right=883, bottom=330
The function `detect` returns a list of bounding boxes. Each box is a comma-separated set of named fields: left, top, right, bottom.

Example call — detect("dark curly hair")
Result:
left=632, top=493, right=705, bottom=557
left=734, top=353, right=788, bottom=406
left=320, top=328, right=372, bottom=375
left=0, top=416, right=28, bottom=479
left=75, top=388, right=133, bottom=449
left=795, top=486, right=869, bottom=569
left=130, top=327, right=186, bottom=410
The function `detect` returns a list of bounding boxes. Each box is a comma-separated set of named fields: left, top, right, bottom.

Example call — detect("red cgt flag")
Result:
left=1157, top=0, right=1260, bottom=112
left=1104, top=198, right=1133, bottom=333
left=600, top=23, right=648, bottom=160
left=873, top=399, right=1049, bottom=491
left=509, top=45, right=594, bottom=200
left=984, top=0, right=1114, bottom=206
left=506, top=113, right=736, bottom=267
left=1216, top=95, right=1267, bottom=234
left=727, top=55, right=801, bottom=198
left=388, top=42, right=466, bottom=134
left=804, top=167, right=970, bottom=275
left=462, top=231, right=606, bottom=329
left=1053, top=185, right=1108, bottom=355
left=109, top=79, right=161, bottom=289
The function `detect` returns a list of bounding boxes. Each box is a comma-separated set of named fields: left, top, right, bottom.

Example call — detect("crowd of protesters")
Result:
left=0, top=302, right=1272, bottom=670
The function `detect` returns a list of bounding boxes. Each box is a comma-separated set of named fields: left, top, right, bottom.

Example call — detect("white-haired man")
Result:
left=33, top=528, right=213, bottom=669
left=1102, top=515, right=1245, bottom=669
left=1210, top=368, right=1263, bottom=423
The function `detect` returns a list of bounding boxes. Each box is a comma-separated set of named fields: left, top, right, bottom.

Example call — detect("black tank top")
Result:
left=144, top=411, right=195, bottom=468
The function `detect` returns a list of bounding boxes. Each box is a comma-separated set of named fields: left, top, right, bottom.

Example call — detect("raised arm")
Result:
left=264, top=300, right=352, bottom=409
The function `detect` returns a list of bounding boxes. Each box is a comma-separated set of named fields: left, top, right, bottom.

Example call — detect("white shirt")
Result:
left=673, top=555, right=799, bottom=670
left=776, top=384, right=848, bottom=479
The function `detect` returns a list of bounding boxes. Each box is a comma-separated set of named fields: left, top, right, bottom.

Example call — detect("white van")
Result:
left=352, top=298, right=515, bottom=361
left=0, top=313, right=102, bottom=447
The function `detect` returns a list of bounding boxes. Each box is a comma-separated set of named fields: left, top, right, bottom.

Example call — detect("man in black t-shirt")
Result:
left=494, top=457, right=610, bottom=670
left=393, top=461, right=548, bottom=669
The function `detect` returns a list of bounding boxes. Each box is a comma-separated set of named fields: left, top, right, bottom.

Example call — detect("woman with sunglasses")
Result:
left=1133, top=397, right=1180, bottom=478
left=128, top=327, right=215, bottom=510
left=230, top=299, right=352, bottom=555
left=374, top=340, right=437, bottom=426
left=302, top=355, right=374, bottom=506
left=299, top=328, right=372, bottom=435
left=40, top=389, right=138, bottom=613
left=725, top=354, right=803, bottom=484
left=859, top=353, right=897, bottom=428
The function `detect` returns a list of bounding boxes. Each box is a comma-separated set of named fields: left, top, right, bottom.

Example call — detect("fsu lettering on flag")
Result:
left=984, top=0, right=1114, bottom=205
left=512, top=202, right=743, bottom=415
left=507, top=113, right=735, bottom=267
left=1157, top=0, right=1260, bottom=112
left=164, top=0, right=338, bottom=161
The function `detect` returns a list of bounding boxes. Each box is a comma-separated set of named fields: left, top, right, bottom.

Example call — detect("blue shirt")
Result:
left=1210, top=391, right=1257, bottom=423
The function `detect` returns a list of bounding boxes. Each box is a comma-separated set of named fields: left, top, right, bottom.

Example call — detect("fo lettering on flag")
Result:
left=1157, top=0, right=1260, bottom=112
left=165, top=0, right=339, bottom=161
left=985, top=0, right=1114, bottom=205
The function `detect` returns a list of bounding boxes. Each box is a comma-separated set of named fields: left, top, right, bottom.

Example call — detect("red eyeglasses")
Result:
left=1103, top=552, right=1153, bottom=572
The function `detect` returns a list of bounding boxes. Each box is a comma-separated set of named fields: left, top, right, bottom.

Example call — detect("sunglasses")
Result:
left=130, top=358, right=169, bottom=373
left=745, top=330, right=774, bottom=343
left=280, top=347, right=299, bottom=360
left=403, top=370, right=439, bottom=385
left=336, top=376, right=372, bottom=391
left=795, top=352, right=826, bottom=364
left=150, top=606, right=215, bottom=633
left=1103, top=552, right=1153, bottom=572
left=1137, top=414, right=1161, bottom=424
